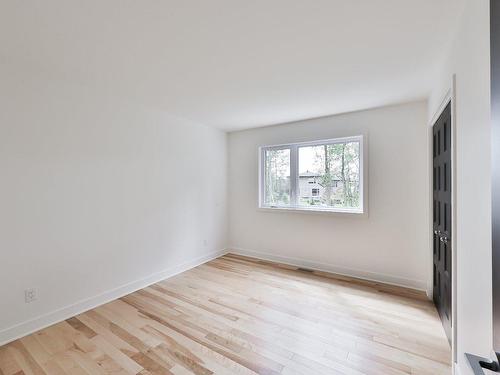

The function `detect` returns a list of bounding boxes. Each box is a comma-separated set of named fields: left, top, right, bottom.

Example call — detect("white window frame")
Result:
left=258, top=135, right=366, bottom=215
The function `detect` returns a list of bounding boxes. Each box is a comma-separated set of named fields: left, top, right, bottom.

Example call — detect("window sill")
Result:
left=258, top=206, right=367, bottom=217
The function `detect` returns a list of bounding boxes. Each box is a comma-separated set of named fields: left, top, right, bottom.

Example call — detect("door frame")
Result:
left=428, top=75, right=458, bottom=368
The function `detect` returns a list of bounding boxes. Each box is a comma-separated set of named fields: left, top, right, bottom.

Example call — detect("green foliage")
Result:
left=264, top=149, right=290, bottom=206
left=314, top=142, right=360, bottom=208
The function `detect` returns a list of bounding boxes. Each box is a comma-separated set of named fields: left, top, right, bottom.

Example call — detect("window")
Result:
left=259, top=136, right=364, bottom=213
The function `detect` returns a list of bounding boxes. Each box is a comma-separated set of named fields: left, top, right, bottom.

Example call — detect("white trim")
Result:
left=451, top=75, right=458, bottom=367
left=258, top=135, right=366, bottom=214
left=430, top=88, right=453, bottom=126
left=290, top=144, right=299, bottom=206
left=229, top=247, right=427, bottom=291
left=0, top=248, right=228, bottom=346
left=257, top=206, right=367, bottom=217
left=259, top=135, right=363, bottom=149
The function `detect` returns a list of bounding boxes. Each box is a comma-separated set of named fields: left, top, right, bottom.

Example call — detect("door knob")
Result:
left=466, top=352, right=500, bottom=374
left=440, top=236, right=449, bottom=243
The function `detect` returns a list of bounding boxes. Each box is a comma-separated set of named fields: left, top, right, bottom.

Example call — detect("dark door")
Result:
left=492, top=0, right=500, bottom=353
left=433, top=101, right=452, bottom=344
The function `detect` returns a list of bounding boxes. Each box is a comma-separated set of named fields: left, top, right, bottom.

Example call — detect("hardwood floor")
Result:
left=0, top=254, right=451, bottom=375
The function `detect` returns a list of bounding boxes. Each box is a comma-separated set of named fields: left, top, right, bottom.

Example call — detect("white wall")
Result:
left=428, top=1, right=492, bottom=373
left=0, top=61, right=228, bottom=344
left=228, top=101, right=429, bottom=290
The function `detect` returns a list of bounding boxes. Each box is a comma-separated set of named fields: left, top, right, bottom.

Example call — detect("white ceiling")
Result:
left=0, top=1, right=464, bottom=131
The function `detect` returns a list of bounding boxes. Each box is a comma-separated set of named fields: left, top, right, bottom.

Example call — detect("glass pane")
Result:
left=298, top=145, right=325, bottom=207
left=298, top=141, right=360, bottom=209
left=264, top=148, right=291, bottom=206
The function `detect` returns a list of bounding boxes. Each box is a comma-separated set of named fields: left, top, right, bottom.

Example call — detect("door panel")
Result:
left=433, top=101, right=452, bottom=344
left=492, top=0, right=500, bottom=353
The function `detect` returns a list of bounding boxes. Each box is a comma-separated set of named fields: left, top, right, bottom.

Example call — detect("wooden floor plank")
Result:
left=0, top=254, right=451, bottom=374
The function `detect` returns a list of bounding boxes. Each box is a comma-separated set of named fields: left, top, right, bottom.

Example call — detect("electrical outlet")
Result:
left=203, top=239, right=208, bottom=247
left=25, top=288, right=37, bottom=303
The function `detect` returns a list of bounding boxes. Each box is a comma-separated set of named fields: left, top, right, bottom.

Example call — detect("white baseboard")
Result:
left=229, top=247, right=427, bottom=292
left=0, top=249, right=228, bottom=346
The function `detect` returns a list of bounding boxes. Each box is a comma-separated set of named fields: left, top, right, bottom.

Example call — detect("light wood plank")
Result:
left=0, top=254, right=451, bottom=375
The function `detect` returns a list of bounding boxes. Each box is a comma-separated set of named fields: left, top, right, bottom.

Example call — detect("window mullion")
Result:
left=290, top=145, right=298, bottom=207
left=260, top=147, right=266, bottom=207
